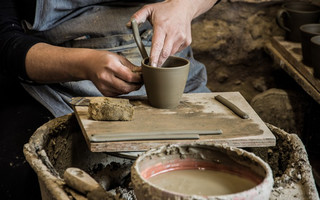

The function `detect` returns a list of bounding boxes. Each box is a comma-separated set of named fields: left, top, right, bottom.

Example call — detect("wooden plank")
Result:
left=73, top=92, right=276, bottom=152
left=270, top=36, right=320, bottom=93
left=265, top=42, right=320, bottom=104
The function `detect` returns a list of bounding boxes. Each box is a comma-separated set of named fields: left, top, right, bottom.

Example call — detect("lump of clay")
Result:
left=88, top=97, right=134, bottom=121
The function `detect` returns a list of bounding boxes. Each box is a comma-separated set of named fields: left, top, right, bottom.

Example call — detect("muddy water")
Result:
left=147, top=169, right=257, bottom=196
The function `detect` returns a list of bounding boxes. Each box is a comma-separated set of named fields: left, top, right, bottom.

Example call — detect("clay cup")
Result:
left=300, top=24, right=320, bottom=66
left=277, top=2, right=320, bottom=42
left=142, top=56, right=190, bottom=109
left=311, top=35, right=320, bottom=78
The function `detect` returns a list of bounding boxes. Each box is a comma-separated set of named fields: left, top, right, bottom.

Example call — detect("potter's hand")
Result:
left=26, top=43, right=142, bottom=96
left=129, top=0, right=218, bottom=67
left=84, top=51, right=142, bottom=96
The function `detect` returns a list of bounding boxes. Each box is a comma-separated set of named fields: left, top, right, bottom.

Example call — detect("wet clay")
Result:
left=147, top=169, right=257, bottom=196
left=88, top=97, right=134, bottom=121
left=132, top=143, right=273, bottom=200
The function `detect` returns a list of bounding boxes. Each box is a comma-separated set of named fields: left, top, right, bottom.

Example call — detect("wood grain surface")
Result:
left=73, top=92, right=275, bottom=152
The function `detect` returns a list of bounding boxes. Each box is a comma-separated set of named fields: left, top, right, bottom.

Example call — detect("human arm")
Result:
left=0, top=0, right=142, bottom=96
left=129, top=0, right=220, bottom=67
left=25, top=43, right=142, bottom=96
left=0, top=0, right=43, bottom=82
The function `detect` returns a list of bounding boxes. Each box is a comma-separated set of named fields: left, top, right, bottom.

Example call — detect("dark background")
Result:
left=0, top=75, right=53, bottom=199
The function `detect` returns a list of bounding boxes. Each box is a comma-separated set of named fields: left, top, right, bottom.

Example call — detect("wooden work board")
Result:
left=267, top=36, right=320, bottom=104
left=72, top=92, right=275, bottom=152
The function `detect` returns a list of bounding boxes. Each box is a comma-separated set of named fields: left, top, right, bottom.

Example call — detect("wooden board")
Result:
left=73, top=92, right=275, bottom=152
left=267, top=37, right=320, bottom=104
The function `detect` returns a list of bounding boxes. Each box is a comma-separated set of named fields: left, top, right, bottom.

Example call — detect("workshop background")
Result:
left=1, top=0, right=319, bottom=199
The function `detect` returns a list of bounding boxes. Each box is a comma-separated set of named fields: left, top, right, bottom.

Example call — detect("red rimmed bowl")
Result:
left=131, top=143, right=273, bottom=200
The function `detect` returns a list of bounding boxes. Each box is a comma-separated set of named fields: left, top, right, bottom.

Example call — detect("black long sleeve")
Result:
left=0, top=0, right=46, bottom=82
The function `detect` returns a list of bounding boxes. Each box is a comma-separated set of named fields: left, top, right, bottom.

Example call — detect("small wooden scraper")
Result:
left=64, top=167, right=116, bottom=200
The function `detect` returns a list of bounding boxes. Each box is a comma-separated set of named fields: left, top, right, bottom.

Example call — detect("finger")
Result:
left=176, top=29, right=192, bottom=53
left=127, top=4, right=152, bottom=27
left=110, top=76, right=143, bottom=95
left=170, top=42, right=183, bottom=56
left=132, top=66, right=142, bottom=73
left=119, top=57, right=141, bottom=72
left=157, top=37, right=173, bottom=67
left=95, top=81, right=120, bottom=97
left=101, top=90, right=120, bottom=97
left=117, top=68, right=142, bottom=83
left=113, top=62, right=142, bottom=83
left=97, top=78, right=141, bottom=97
left=170, top=39, right=187, bottom=57
left=150, top=27, right=166, bottom=67
left=118, top=58, right=143, bottom=82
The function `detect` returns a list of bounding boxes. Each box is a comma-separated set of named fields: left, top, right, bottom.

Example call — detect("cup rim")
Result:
left=300, top=24, right=320, bottom=34
left=132, top=143, right=274, bottom=198
left=283, top=2, right=320, bottom=13
left=142, top=56, right=190, bottom=70
left=311, top=35, right=320, bottom=45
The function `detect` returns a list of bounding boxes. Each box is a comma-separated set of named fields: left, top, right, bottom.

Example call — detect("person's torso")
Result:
left=32, top=0, right=160, bottom=31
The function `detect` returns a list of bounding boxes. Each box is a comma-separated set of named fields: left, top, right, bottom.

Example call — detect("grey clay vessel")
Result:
left=142, top=56, right=190, bottom=109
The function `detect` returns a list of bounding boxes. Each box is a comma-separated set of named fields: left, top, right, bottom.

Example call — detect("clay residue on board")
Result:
left=178, top=100, right=206, bottom=113
left=86, top=100, right=264, bottom=141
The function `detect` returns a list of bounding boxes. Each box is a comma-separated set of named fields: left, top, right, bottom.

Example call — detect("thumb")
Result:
left=127, top=5, right=152, bottom=27
left=119, top=57, right=139, bottom=72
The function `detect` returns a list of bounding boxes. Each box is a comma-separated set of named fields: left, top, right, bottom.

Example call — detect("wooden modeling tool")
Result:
left=64, top=167, right=116, bottom=200
left=215, top=95, right=249, bottom=119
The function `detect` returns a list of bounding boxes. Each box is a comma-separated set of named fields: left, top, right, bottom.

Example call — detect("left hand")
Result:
left=128, top=0, right=217, bottom=67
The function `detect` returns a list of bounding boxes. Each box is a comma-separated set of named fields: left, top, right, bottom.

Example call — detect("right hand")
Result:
left=128, top=0, right=217, bottom=67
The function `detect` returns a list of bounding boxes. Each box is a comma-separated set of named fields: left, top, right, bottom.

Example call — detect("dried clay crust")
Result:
left=88, top=97, right=134, bottom=121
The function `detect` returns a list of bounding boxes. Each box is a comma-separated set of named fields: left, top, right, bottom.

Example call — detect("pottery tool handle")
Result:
left=215, top=95, right=249, bottom=119
left=64, top=167, right=101, bottom=194
left=131, top=19, right=149, bottom=59
left=64, top=168, right=117, bottom=200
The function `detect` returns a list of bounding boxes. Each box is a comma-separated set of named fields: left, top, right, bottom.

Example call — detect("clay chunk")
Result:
left=88, top=97, right=134, bottom=121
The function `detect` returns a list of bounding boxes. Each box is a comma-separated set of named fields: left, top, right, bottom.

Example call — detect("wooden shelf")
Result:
left=265, top=36, right=320, bottom=104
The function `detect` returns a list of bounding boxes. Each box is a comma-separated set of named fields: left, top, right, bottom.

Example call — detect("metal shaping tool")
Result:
left=90, top=130, right=223, bottom=142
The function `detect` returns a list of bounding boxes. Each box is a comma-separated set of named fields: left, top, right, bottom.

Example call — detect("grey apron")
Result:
left=22, top=0, right=210, bottom=117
